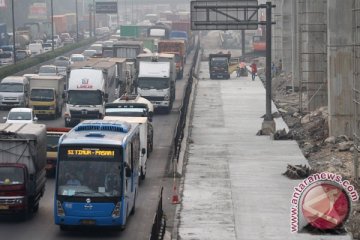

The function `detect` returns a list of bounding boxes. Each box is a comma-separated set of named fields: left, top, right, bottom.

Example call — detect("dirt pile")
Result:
left=257, top=61, right=360, bottom=239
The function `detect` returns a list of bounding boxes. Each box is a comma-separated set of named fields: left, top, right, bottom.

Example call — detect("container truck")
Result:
left=65, top=58, right=117, bottom=127
left=158, top=40, right=186, bottom=79
left=0, top=123, right=46, bottom=216
left=29, top=75, right=65, bottom=118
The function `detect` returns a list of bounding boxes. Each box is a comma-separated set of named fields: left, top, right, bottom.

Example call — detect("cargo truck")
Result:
left=0, top=123, right=46, bottom=216
left=65, top=58, right=117, bottom=127
left=136, top=59, right=175, bottom=113
left=158, top=40, right=186, bottom=79
left=29, top=75, right=65, bottom=119
left=113, top=41, right=144, bottom=60
left=108, top=58, right=136, bottom=96
left=170, top=21, right=194, bottom=54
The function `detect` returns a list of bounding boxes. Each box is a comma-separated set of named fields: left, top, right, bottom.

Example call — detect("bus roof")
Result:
left=59, top=120, right=139, bottom=146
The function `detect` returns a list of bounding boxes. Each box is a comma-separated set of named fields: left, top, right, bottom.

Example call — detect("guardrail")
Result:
left=168, top=36, right=201, bottom=176
left=149, top=187, right=166, bottom=240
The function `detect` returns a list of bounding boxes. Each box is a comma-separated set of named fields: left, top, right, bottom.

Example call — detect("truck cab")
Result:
left=209, top=53, right=231, bottom=79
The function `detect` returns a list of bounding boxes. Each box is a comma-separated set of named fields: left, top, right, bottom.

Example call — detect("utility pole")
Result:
left=93, top=0, right=96, bottom=36
left=241, top=30, right=245, bottom=55
left=11, top=0, right=16, bottom=64
left=51, top=0, right=54, bottom=51
left=261, top=1, right=276, bottom=135
left=75, top=0, right=79, bottom=42
left=89, top=4, right=92, bottom=37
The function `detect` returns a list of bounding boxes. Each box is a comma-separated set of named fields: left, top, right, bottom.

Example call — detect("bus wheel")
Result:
left=60, top=225, right=70, bottom=231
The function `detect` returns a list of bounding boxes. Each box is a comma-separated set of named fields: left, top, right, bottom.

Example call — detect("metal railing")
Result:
left=169, top=36, right=201, bottom=175
left=149, top=187, right=165, bottom=240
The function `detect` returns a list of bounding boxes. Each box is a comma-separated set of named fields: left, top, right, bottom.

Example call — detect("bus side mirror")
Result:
left=125, top=167, right=131, bottom=178
left=141, top=148, right=146, bottom=155
left=62, top=92, right=66, bottom=99
left=104, top=93, right=109, bottom=102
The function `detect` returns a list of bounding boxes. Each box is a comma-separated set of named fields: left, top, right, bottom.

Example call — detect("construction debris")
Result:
left=282, top=164, right=315, bottom=179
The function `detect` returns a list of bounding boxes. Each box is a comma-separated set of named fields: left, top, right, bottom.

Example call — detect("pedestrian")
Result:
left=271, top=61, right=276, bottom=78
left=250, top=62, right=257, bottom=81
left=276, top=59, right=282, bottom=76
left=236, top=66, right=241, bottom=77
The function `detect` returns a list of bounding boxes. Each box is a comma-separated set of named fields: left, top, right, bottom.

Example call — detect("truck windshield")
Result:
left=57, top=147, right=122, bottom=197
left=67, top=90, right=102, bottom=105
left=211, top=58, right=228, bottom=68
left=30, top=89, right=54, bottom=101
left=0, top=167, right=24, bottom=185
left=47, top=134, right=62, bottom=151
left=0, top=52, right=12, bottom=59
left=138, top=77, right=169, bottom=90
left=0, top=83, right=23, bottom=92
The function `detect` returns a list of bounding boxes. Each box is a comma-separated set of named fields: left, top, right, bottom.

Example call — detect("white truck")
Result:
left=104, top=94, right=154, bottom=180
left=136, top=58, right=175, bottom=113
left=64, top=59, right=117, bottom=126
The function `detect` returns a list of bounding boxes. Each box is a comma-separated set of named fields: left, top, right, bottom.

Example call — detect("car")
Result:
left=53, top=56, right=71, bottom=75
left=3, top=107, right=38, bottom=124
left=0, top=51, right=14, bottom=66
left=70, top=54, right=85, bottom=63
left=38, top=64, right=59, bottom=76
left=82, top=49, right=97, bottom=59
left=43, top=43, right=53, bottom=52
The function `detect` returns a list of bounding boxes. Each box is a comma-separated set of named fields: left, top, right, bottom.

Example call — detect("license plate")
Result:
left=0, top=205, right=9, bottom=210
left=81, top=219, right=95, bottom=225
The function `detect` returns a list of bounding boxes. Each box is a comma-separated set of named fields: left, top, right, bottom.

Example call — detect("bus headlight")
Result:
left=57, top=200, right=65, bottom=216
left=111, top=202, right=121, bottom=218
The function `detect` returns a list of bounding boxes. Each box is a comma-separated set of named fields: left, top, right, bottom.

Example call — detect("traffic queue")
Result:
left=0, top=14, right=193, bottom=231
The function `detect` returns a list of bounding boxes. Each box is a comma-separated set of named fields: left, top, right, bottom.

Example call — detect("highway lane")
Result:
left=0, top=48, right=195, bottom=239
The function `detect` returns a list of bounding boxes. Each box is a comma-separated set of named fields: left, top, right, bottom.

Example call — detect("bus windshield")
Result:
left=105, top=108, right=148, bottom=117
left=56, top=146, right=122, bottom=197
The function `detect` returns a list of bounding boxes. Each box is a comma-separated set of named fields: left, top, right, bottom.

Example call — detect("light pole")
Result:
left=76, top=0, right=79, bottom=42
left=11, top=0, right=16, bottom=64
left=51, top=0, right=54, bottom=51
left=93, top=0, right=96, bottom=37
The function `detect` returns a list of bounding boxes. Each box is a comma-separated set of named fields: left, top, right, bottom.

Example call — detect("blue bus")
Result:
left=54, top=120, right=140, bottom=230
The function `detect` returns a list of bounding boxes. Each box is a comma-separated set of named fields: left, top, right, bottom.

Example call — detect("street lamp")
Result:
left=76, top=0, right=79, bottom=42
left=11, top=0, right=16, bottom=64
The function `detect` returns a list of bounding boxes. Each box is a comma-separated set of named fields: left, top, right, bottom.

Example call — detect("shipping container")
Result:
left=53, top=15, right=67, bottom=34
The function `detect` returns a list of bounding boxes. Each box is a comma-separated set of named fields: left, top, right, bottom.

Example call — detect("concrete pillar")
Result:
left=281, top=0, right=292, bottom=73
left=272, top=0, right=282, bottom=62
left=327, top=0, right=353, bottom=137
left=299, top=0, right=327, bottom=111
left=291, top=0, right=299, bottom=89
